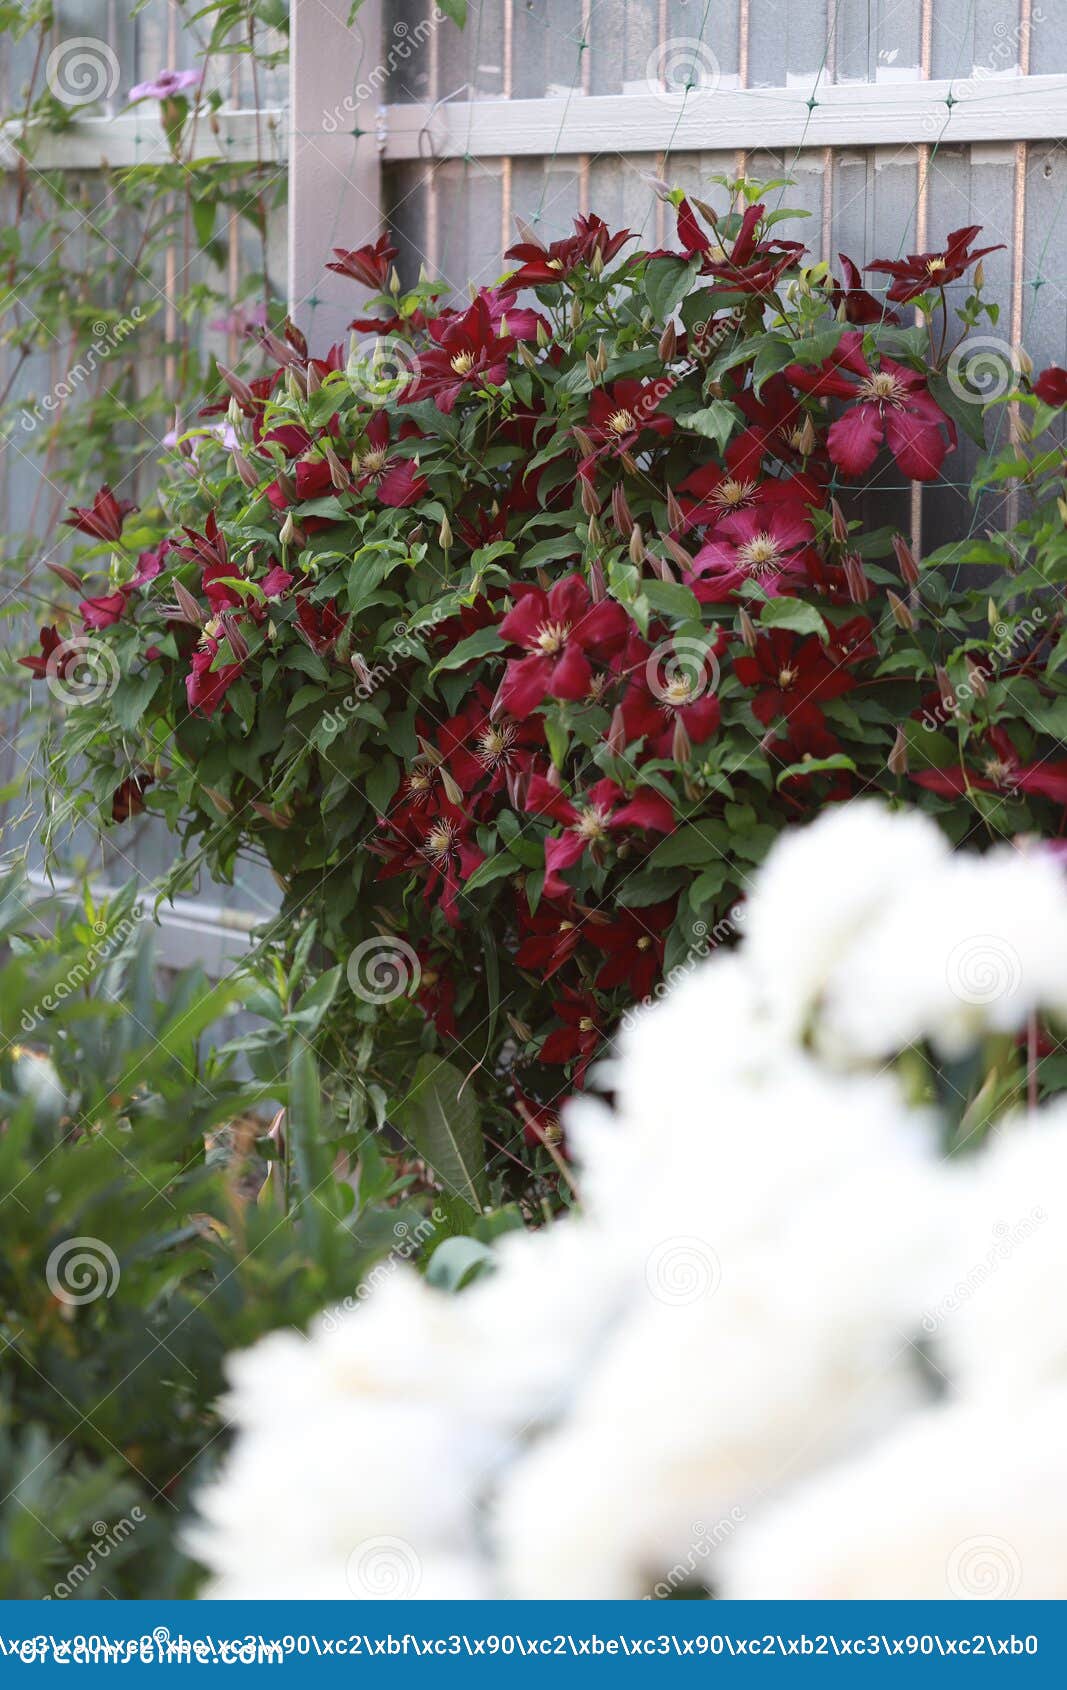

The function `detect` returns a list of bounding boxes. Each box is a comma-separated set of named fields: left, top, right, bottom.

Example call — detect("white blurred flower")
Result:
left=191, top=802, right=1067, bottom=1600
left=820, top=844, right=1067, bottom=1061
left=720, top=1389, right=1067, bottom=1599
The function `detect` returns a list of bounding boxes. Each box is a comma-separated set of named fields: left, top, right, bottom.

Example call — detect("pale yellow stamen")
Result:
left=860, top=371, right=903, bottom=404
left=534, top=620, right=571, bottom=655
left=450, top=350, right=475, bottom=376
left=737, top=532, right=783, bottom=576
left=607, top=407, right=635, bottom=435
left=576, top=805, right=610, bottom=841
left=778, top=666, right=798, bottom=688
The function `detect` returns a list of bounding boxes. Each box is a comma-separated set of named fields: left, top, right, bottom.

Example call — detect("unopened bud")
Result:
left=892, top=532, right=920, bottom=586
left=596, top=339, right=608, bottom=375
left=606, top=705, right=627, bottom=755
left=842, top=552, right=870, bottom=603
left=305, top=361, right=322, bottom=396
left=672, top=714, right=692, bottom=764
left=324, top=441, right=350, bottom=490
left=830, top=499, right=848, bottom=545
left=666, top=487, right=685, bottom=532
left=585, top=350, right=599, bottom=384
left=216, top=362, right=254, bottom=409
left=658, top=321, right=677, bottom=362
left=965, top=657, right=989, bottom=699
left=935, top=664, right=955, bottom=710
left=796, top=414, right=817, bottom=456
left=581, top=476, right=600, bottom=517
left=536, top=320, right=551, bottom=349
left=285, top=366, right=307, bottom=402
left=173, top=581, right=205, bottom=626
left=438, top=513, right=452, bottom=549
left=518, top=342, right=538, bottom=371
left=888, top=725, right=909, bottom=776
left=973, top=260, right=985, bottom=291
left=612, top=482, right=634, bottom=536
left=887, top=589, right=915, bottom=631
left=47, top=561, right=83, bottom=592
left=440, top=767, right=464, bottom=806
left=573, top=426, right=596, bottom=458
left=648, top=550, right=675, bottom=583
left=661, top=533, right=694, bottom=574
left=232, top=449, right=260, bottom=490
left=628, top=523, right=646, bottom=566
left=738, top=607, right=758, bottom=651
left=588, top=557, right=606, bottom=602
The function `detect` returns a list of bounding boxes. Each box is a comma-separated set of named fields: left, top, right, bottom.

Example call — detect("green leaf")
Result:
left=436, top=0, right=467, bottom=23
left=430, top=624, right=503, bottom=675
left=927, top=369, right=989, bottom=449
left=111, top=669, right=161, bottom=733
left=775, top=753, right=857, bottom=787
left=678, top=400, right=743, bottom=452
left=642, top=579, right=702, bottom=621
left=648, top=822, right=727, bottom=869
left=392, top=1056, right=488, bottom=1211
left=759, top=599, right=829, bottom=641
left=644, top=255, right=700, bottom=321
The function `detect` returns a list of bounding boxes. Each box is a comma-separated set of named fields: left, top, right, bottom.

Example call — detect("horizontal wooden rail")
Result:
left=382, top=74, right=1067, bottom=160
left=0, top=109, right=287, bottom=171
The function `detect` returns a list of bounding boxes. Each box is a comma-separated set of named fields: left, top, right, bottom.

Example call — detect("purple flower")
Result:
left=128, top=68, right=201, bottom=103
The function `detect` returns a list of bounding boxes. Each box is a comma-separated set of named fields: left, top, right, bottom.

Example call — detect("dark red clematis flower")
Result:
left=785, top=331, right=954, bottom=482
left=79, top=590, right=128, bottom=630
left=830, top=254, right=899, bottom=325
left=580, top=379, right=673, bottom=477
left=186, top=631, right=244, bottom=717
left=865, top=225, right=1004, bottom=305
left=326, top=234, right=398, bottom=290
left=687, top=500, right=815, bottom=604
left=497, top=575, right=630, bottom=717
left=585, top=902, right=674, bottom=999
left=539, top=987, right=604, bottom=1081
left=734, top=627, right=860, bottom=727
left=475, top=285, right=548, bottom=342
left=111, top=772, right=153, bottom=824
left=437, top=685, right=544, bottom=804
left=414, top=948, right=457, bottom=1039
left=405, top=296, right=513, bottom=413
left=295, top=595, right=346, bottom=653
left=512, top=1085, right=567, bottom=1151
left=1033, top=366, right=1067, bottom=408
left=371, top=800, right=484, bottom=929
left=765, top=715, right=853, bottom=800
left=64, top=484, right=137, bottom=544
left=352, top=412, right=428, bottom=507
left=132, top=539, right=175, bottom=585
left=505, top=213, right=632, bottom=287
left=675, top=432, right=769, bottom=527
left=514, top=893, right=595, bottom=980
left=676, top=198, right=805, bottom=295
left=619, top=643, right=722, bottom=758
left=525, top=772, right=675, bottom=897
left=911, top=725, right=1067, bottom=806
left=19, top=625, right=74, bottom=679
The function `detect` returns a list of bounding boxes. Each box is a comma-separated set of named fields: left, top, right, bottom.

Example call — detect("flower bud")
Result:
left=606, top=705, right=627, bottom=755
left=661, top=533, right=694, bottom=574
left=323, top=441, right=350, bottom=491
left=886, top=589, right=915, bottom=631
left=438, top=513, right=453, bottom=549
left=573, top=426, right=596, bottom=457
left=666, top=487, right=685, bottom=533
left=216, top=362, right=254, bottom=409
left=738, top=607, right=758, bottom=651
left=596, top=339, right=608, bottom=375
left=842, top=552, right=870, bottom=604
left=830, top=499, right=848, bottom=545
left=628, top=523, right=646, bottom=566
left=580, top=476, right=600, bottom=517
left=648, top=549, right=675, bottom=583
left=658, top=321, right=677, bottom=363
left=232, top=449, right=261, bottom=490
left=588, top=557, right=606, bottom=602
left=672, top=713, right=692, bottom=764
left=305, top=361, right=322, bottom=396
left=965, top=656, right=989, bottom=699
left=888, top=725, right=909, bottom=776
left=892, top=532, right=920, bottom=586
left=585, top=350, right=599, bottom=384
left=935, top=664, right=955, bottom=710
left=611, top=482, right=634, bottom=537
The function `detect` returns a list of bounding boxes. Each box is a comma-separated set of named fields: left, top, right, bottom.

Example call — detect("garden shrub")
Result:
left=28, top=175, right=1067, bottom=1205
left=0, top=874, right=452, bottom=1596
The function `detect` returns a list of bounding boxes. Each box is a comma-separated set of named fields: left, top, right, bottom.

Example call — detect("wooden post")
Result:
left=288, top=0, right=383, bottom=349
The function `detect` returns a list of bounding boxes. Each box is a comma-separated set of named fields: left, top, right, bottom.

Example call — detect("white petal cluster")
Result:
left=192, top=803, right=1067, bottom=1599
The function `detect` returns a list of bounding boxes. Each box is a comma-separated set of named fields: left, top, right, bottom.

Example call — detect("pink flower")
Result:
left=687, top=499, right=814, bottom=603
left=128, top=69, right=201, bottom=103
left=497, top=576, right=629, bottom=717
left=785, top=332, right=954, bottom=482
left=525, top=773, right=675, bottom=897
